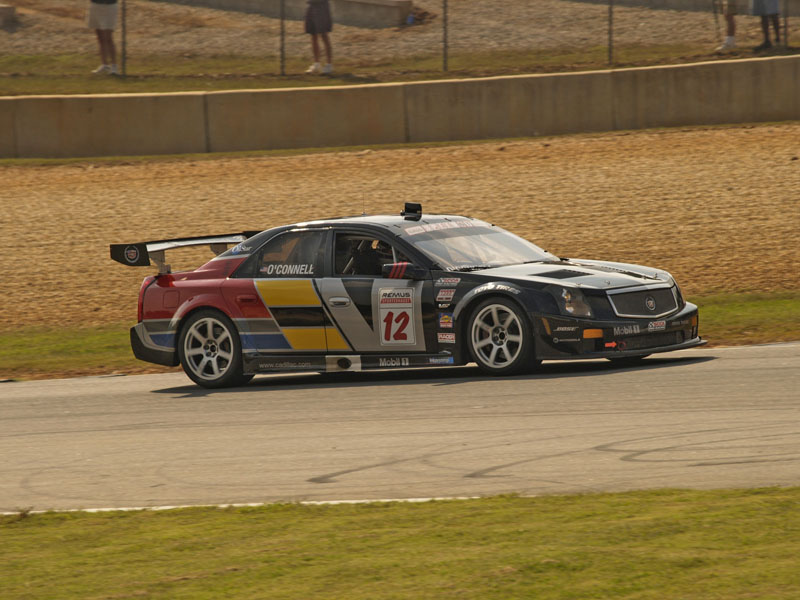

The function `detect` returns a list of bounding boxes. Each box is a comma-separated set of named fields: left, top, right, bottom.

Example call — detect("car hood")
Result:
left=472, top=259, right=674, bottom=290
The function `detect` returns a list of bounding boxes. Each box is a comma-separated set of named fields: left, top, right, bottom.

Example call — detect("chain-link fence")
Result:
left=1, top=0, right=796, bottom=78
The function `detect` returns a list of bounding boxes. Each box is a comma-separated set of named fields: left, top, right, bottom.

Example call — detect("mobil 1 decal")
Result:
left=379, top=287, right=415, bottom=345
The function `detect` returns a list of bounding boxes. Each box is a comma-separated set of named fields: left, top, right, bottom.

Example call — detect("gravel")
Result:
left=1, top=123, right=798, bottom=328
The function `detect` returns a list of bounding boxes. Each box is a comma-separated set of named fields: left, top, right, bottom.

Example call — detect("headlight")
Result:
left=552, top=286, right=593, bottom=318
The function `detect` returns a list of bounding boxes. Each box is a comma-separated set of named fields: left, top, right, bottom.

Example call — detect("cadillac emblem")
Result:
left=645, top=295, right=657, bottom=311
left=124, top=245, right=140, bottom=263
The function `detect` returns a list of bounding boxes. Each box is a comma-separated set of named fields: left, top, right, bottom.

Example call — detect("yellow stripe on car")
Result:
left=282, top=328, right=328, bottom=351
left=256, top=279, right=321, bottom=307
left=325, top=328, right=351, bottom=351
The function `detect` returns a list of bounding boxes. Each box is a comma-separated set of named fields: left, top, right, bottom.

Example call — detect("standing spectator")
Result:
left=88, top=0, right=119, bottom=75
left=305, top=0, right=333, bottom=75
left=715, top=0, right=738, bottom=51
left=752, top=0, right=781, bottom=50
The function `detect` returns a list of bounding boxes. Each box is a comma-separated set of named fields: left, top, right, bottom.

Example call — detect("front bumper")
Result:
left=535, top=302, right=704, bottom=360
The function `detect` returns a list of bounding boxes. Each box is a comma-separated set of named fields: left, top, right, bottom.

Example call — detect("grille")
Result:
left=608, top=287, right=677, bottom=318
left=620, top=331, right=684, bottom=351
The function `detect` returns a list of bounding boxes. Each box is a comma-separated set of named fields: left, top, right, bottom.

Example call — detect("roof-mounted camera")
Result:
left=401, top=202, right=422, bottom=221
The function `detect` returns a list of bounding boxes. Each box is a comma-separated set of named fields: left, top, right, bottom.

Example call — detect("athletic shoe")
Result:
left=305, top=62, right=322, bottom=74
left=754, top=40, right=772, bottom=52
left=322, top=63, right=333, bottom=75
left=109, top=64, right=120, bottom=75
left=92, top=64, right=111, bottom=74
left=714, top=38, right=736, bottom=52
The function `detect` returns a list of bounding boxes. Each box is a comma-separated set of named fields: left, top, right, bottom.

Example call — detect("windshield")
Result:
left=404, top=223, right=557, bottom=271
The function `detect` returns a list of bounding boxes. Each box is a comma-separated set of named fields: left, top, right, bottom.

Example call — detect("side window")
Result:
left=335, top=233, right=411, bottom=277
left=254, top=230, right=325, bottom=278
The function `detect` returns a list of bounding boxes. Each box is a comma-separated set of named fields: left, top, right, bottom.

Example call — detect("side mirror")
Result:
left=382, top=262, right=427, bottom=280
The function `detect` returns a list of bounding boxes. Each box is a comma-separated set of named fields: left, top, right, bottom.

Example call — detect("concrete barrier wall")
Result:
left=206, top=83, right=407, bottom=152
left=1, top=56, right=798, bottom=159
left=2, top=93, right=207, bottom=158
left=611, top=56, right=800, bottom=131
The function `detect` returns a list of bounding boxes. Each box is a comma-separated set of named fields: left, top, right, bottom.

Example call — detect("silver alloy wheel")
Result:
left=470, top=303, right=524, bottom=369
left=182, top=316, right=234, bottom=381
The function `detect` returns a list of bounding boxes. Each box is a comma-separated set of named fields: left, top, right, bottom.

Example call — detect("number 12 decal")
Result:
left=383, top=310, right=411, bottom=342
left=379, top=288, right=416, bottom=345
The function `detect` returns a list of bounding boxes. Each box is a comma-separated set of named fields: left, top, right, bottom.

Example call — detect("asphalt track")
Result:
left=1, top=343, right=798, bottom=513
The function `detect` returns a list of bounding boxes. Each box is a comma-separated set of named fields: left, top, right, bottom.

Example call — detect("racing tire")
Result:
left=178, top=309, right=253, bottom=388
left=467, top=297, right=539, bottom=376
left=607, top=354, right=651, bottom=366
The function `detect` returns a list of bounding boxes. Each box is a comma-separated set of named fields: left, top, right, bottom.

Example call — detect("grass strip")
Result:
left=3, top=44, right=796, bottom=96
left=1, top=291, right=798, bottom=381
left=2, top=489, right=800, bottom=599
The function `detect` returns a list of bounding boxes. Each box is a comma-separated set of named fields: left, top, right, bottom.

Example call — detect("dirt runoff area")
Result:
left=1, top=123, right=799, bottom=330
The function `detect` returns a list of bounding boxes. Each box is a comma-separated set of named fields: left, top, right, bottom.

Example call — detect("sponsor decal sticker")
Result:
left=554, top=326, right=578, bottom=332
left=261, top=264, right=314, bottom=276
left=484, top=282, right=521, bottom=295
left=259, top=360, right=313, bottom=369
left=429, top=356, right=455, bottom=365
left=439, top=313, right=454, bottom=329
left=231, top=243, right=253, bottom=254
left=604, top=341, right=618, bottom=348
left=438, top=332, right=456, bottom=344
left=124, top=245, right=140, bottom=263
left=379, top=288, right=415, bottom=345
left=553, top=337, right=580, bottom=343
left=436, top=288, right=456, bottom=302
left=648, top=320, right=666, bottom=332
left=379, top=357, right=410, bottom=367
left=405, top=220, right=476, bottom=236
left=614, top=324, right=640, bottom=336
left=438, top=303, right=451, bottom=309
left=435, top=277, right=461, bottom=287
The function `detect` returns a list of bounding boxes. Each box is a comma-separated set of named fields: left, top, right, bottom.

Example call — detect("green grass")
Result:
left=2, top=489, right=800, bottom=599
left=1, top=291, right=798, bottom=381
left=694, top=290, right=800, bottom=346
left=3, top=43, right=794, bottom=96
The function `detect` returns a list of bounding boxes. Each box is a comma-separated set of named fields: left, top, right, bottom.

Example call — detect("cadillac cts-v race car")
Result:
left=110, top=203, right=705, bottom=388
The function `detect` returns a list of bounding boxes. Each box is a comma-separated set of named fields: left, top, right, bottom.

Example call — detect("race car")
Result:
left=110, top=203, right=704, bottom=388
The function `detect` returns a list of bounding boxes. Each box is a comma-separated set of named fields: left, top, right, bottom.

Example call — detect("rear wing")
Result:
left=110, top=231, right=261, bottom=274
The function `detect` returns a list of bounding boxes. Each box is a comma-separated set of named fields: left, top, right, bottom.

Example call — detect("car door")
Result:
left=222, top=228, right=333, bottom=354
left=316, top=230, right=433, bottom=353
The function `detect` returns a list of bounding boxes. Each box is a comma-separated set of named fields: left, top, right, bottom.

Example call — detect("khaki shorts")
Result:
left=88, top=3, right=118, bottom=30
left=720, top=0, right=749, bottom=15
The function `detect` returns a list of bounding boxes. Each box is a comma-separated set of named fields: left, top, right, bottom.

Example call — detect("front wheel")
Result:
left=178, top=310, right=253, bottom=388
left=467, top=297, right=538, bottom=375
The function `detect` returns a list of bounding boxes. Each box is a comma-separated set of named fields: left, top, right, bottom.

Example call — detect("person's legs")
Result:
left=310, top=33, right=321, bottom=63
left=770, top=14, right=781, bottom=43
left=725, top=12, right=735, bottom=37
left=321, top=32, right=332, bottom=65
left=102, top=30, right=117, bottom=67
left=95, top=29, right=107, bottom=64
left=760, top=15, right=771, bottom=43
left=715, top=9, right=736, bottom=51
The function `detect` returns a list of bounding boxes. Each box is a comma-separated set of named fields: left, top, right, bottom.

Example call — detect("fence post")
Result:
left=280, top=0, right=286, bottom=75
left=608, top=0, right=614, bottom=66
left=783, top=0, right=789, bottom=47
left=121, top=0, right=127, bottom=77
left=443, top=0, right=448, bottom=71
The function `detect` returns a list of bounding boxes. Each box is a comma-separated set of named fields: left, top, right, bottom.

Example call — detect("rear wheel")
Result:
left=467, top=297, right=538, bottom=375
left=178, top=310, right=253, bottom=388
